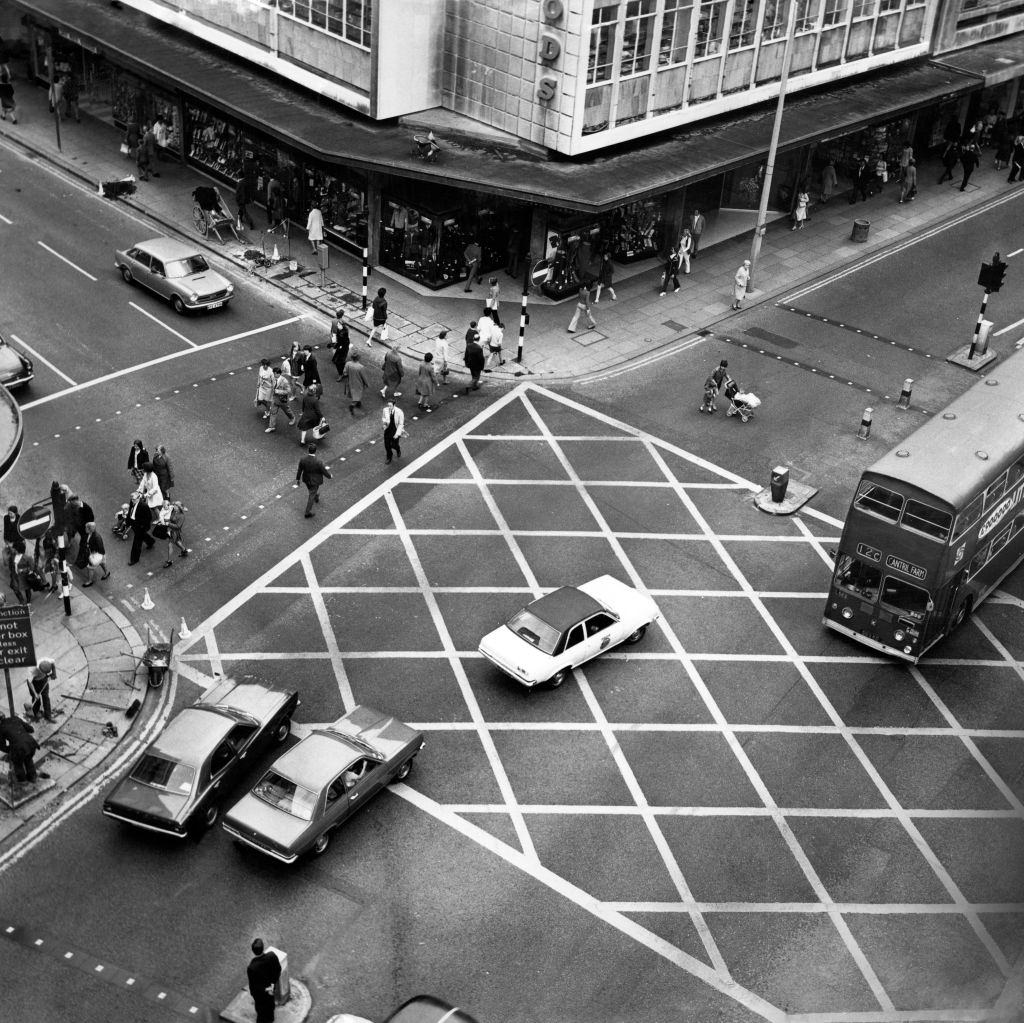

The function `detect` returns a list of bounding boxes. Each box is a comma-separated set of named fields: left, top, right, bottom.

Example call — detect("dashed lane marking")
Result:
left=37, top=240, right=97, bottom=282
left=0, top=212, right=12, bottom=225
left=776, top=304, right=935, bottom=360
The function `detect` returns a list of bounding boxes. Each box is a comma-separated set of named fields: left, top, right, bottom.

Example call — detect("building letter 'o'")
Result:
left=542, top=0, right=565, bottom=20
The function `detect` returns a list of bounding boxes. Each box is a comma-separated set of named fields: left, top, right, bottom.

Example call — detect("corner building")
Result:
left=9, top=0, right=1024, bottom=298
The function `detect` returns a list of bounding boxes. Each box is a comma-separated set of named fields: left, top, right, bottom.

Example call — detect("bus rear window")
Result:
left=855, top=482, right=903, bottom=522
left=880, top=576, right=931, bottom=620
left=901, top=500, right=953, bottom=542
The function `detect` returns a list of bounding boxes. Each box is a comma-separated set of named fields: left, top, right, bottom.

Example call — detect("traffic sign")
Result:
left=0, top=603, right=35, bottom=668
left=18, top=503, right=52, bottom=541
left=531, top=259, right=550, bottom=285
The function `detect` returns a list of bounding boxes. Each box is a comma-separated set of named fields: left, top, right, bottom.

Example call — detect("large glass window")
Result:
left=822, top=0, right=848, bottom=24
left=761, top=0, right=791, bottom=41
left=695, top=0, right=727, bottom=57
left=855, top=481, right=903, bottom=522
left=954, top=493, right=983, bottom=542
left=795, top=0, right=821, bottom=30
left=621, top=0, right=656, bottom=75
left=834, top=553, right=882, bottom=602
left=851, top=0, right=876, bottom=16
left=588, top=3, right=620, bottom=84
left=276, top=0, right=371, bottom=48
left=901, top=500, right=953, bottom=543
left=880, top=576, right=931, bottom=620
left=660, top=0, right=693, bottom=64
left=616, top=75, right=651, bottom=125
left=878, top=0, right=900, bottom=9
left=729, top=0, right=758, bottom=48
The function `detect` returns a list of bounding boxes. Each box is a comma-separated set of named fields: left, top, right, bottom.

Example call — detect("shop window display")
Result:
left=306, top=167, right=368, bottom=252
left=381, top=201, right=462, bottom=290
left=539, top=223, right=603, bottom=300
left=602, top=199, right=665, bottom=261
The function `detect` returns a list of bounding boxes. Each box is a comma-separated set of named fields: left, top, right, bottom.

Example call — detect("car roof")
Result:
left=273, top=731, right=358, bottom=790
left=384, top=996, right=480, bottom=1023
left=149, top=707, right=234, bottom=766
left=524, top=586, right=603, bottom=631
left=133, top=237, right=203, bottom=260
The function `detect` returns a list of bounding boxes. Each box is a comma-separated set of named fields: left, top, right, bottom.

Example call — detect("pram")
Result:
left=192, top=185, right=241, bottom=243
left=723, top=378, right=761, bottom=423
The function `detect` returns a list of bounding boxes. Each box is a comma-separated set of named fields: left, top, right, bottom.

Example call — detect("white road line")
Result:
left=9, top=333, right=76, bottom=386
left=300, top=551, right=355, bottom=710
left=994, top=315, right=1024, bottom=337
left=37, top=240, right=97, bottom=282
left=394, top=783, right=786, bottom=1023
left=128, top=302, right=197, bottom=348
left=1007, top=248, right=1023, bottom=258
left=581, top=334, right=706, bottom=383
left=0, top=212, right=12, bottom=225
left=20, top=315, right=306, bottom=412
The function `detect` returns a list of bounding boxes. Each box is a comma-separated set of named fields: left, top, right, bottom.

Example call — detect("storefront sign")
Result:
left=0, top=605, right=35, bottom=668
left=885, top=555, right=927, bottom=581
left=538, top=34, right=561, bottom=62
left=542, top=0, right=565, bottom=19
left=536, top=0, right=563, bottom=103
left=537, top=77, right=558, bottom=102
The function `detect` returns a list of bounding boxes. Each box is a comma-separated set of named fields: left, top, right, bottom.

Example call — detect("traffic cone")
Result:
left=271, top=244, right=280, bottom=262
left=141, top=588, right=155, bottom=610
left=179, top=617, right=191, bottom=639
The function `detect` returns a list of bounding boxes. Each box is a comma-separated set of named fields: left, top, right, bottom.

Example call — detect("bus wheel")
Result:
left=954, top=599, right=973, bottom=628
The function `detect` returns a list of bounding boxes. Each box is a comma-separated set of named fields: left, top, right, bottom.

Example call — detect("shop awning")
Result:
left=12, top=0, right=984, bottom=212
left=932, top=32, right=1024, bottom=88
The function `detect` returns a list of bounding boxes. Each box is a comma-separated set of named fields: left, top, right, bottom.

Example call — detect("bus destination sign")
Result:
left=885, top=555, right=927, bottom=581
left=856, top=543, right=881, bottom=562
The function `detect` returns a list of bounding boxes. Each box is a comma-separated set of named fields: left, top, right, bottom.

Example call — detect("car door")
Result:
left=558, top=623, right=587, bottom=671
left=578, top=611, right=618, bottom=664
left=126, top=247, right=151, bottom=281
left=148, top=256, right=170, bottom=300
left=343, top=756, right=387, bottom=809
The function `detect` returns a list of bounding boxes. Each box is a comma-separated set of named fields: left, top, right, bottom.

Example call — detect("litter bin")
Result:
left=770, top=465, right=789, bottom=504
left=851, top=219, right=870, bottom=243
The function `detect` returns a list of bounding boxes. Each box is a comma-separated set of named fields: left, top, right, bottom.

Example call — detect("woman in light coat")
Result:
left=255, top=358, right=274, bottom=419
left=306, top=204, right=324, bottom=255
left=415, top=353, right=438, bottom=411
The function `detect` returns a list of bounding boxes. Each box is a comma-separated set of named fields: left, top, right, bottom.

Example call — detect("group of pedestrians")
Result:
left=123, top=441, right=189, bottom=569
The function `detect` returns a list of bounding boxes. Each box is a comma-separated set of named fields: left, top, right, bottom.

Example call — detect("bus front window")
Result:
left=880, top=576, right=931, bottom=621
left=835, top=554, right=882, bottom=601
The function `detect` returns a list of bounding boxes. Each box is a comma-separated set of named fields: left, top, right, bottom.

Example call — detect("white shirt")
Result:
left=139, top=471, right=164, bottom=509
left=476, top=317, right=494, bottom=346
left=434, top=335, right=449, bottom=364
left=381, top=405, right=405, bottom=433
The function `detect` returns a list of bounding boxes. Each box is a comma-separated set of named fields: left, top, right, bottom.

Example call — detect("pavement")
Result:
left=1, top=73, right=1021, bottom=383
left=0, top=580, right=145, bottom=835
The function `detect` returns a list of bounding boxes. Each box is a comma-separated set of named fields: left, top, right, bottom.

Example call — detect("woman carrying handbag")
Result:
left=82, top=523, right=110, bottom=587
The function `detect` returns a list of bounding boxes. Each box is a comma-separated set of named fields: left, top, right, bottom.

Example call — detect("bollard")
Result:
left=361, top=247, right=369, bottom=311
left=851, top=219, right=870, bottom=243
left=857, top=407, right=873, bottom=440
left=897, top=378, right=913, bottom=409
left=974, top=319, right=993, bottom=357
left=770, top=465, right=789, bottom=503
left=267, top=947, right=291, bottom=1005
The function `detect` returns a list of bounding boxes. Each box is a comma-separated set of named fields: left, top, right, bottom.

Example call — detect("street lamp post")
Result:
left=748, top=0, right=799, bottom=287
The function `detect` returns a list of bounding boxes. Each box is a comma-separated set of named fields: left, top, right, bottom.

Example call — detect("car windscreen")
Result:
left=252, top=770, right=318, bottom=821
left=165, top=254, right=210, bottom=278
left=506, top=609, right=561, bottom=655
left=130, top=754, right=195, bottom=794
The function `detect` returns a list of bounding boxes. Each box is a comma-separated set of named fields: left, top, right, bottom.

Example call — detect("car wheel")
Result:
left=201, top=802, right=219, bottom=829
left=624, top=624, right=648, bottom=645
left=954, top=599, right=973, bottom=628
left=547, top=668, right=569, bottom=689
left=273, top=717, right=291, bottom=743
left=395, top=757, right=414, bottom=781
left=312, top=832, right=329, bottom=856
left=120, top=266, right=133, bottom=284
left=171, top=295, right=186, bottom=315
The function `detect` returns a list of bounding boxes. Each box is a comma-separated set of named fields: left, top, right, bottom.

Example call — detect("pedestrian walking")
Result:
left=296, top=383, right=324, bottom=445
left=152, top=445, right=175, bottom=496
left=164, top=501, right=189, bottom=564
left=269, top=187, right=287, bottom=232
left=126, top=492, right=156, bottom=566
left=330, top=310, right=349, bottom=379
left=898, top=158, right=917, bottom=202
left=849, top=157, right=872, bottom=202
left=0, top=714, right=44, bottom=783
left=127, top=439, right=149, bottom=482
left=137, top=123, right=158, bottom=181
left=255, top=358, right=274, bottom=418
left=434, top=329, right=450, bottom=384
left=138, top=462, right=165, bottom=514
left=464, top=334, right=485, bottom=392
left=899, top=140, right=913, bottom=174
left=266, top=367, right=297, bottom=432
left=484, top=321, right=505, bottom=371
left=124, top=117, right=141, bottom=160
left=0, top=65, right=19, bottom=124
left=380, top=347, right=404, bottom=400
left=699, top=373, right=718, bottom=414
left=820, top=160, right=837, bottom=203
left=26, top=658, right=56, bottom=722
left=8, top=539, right=34, bottom=608
left=81, top=523, right=110, bottom=587
left=484, top=277, right=504, bottom=327
left=994, top=120, right=1013, bottom=170
left=247, top=939, right=281, bottom=1023
left=416, top=353, right=438, bottom=410
left=344, top=350, right=369, bottom=415
left=463, top=239, right=483, bottom=291
left=505, top=228, right=521, bottom=278
left=938, top=140, right=960, bottom=183
left=235, top=177, right=256, bottom=230
left=593, top=252, right=618, bottom=302
left=39, top=527, right=59, bottom=593
left=153, top=114, right=169, bottom=158
left=266, top=176, right=281, bottom=226
left=296, top=444, right=332, bottom=517
left=3, top=504, right=19, bottom=559
left=367, top=287, right=389, bottom=345
left=709, top=359, right=730, bottom=411
left=66, top=494, right=95, bottom=570
left=689, top=209, right=706, bottom=258
left=959, top=139, right=981, bottom=191
left=1009, top=136, right=1024, bottom=183
left=382, top=399, right=406, bottom=464
left=305, top=203, right=324, bottom=255
left=731, top=261, right=751, bottom=310
left=567, top=285, right=596, bottom=332
left=678, top=229, right=693, bottom=275
left=47, top=75, right=64, bottom=117
left=660, top=249, right=681, bottom=295
left=300, top=345, right=321, bottom=390
left=791, top=187, right=809, bottom=229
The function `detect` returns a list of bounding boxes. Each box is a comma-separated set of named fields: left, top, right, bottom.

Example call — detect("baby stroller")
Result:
left=724, top=378, right=761, bottom=423
left=112, top=502, right=132, bottom=541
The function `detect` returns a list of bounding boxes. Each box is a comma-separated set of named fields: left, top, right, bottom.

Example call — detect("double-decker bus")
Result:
left=824, top=348, right=1024, bottom=662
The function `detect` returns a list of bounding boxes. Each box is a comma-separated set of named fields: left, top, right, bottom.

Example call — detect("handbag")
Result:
left=152, top=523, right=170, bottom=540
left=362, top=306, right=373, bottom=324
left=119, top=142, right=129, bottom=155
left=88, top=552, right=104, bottom=567
left=313, top=416, right=330, bottom=438
left=379, top=324, right=390, bottom=342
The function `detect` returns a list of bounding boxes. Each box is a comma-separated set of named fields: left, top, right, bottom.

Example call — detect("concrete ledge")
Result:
left=946, top=344, right=998, bottom=371
left=754, top=480, right=819, bottom=515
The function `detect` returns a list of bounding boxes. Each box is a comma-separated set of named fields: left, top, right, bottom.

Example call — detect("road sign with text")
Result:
left=0, top=604, right=35, bottom=668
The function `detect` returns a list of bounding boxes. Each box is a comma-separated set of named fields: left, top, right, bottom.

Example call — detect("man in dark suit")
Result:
left=0, top=713, right=47, bottom=783
left=127, top=493, right=155, bottom=566
left=296, top=445, right=332, bottom=518
left=247, top=938, right=281, bottom=1023
left=464, top=334, right=485, bottom=392
left=67, top=494, right=95, bottom=569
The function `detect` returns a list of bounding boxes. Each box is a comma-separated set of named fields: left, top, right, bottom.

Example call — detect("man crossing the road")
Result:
left=382, top=398, right=406, bottom=465
left=296, top=445, right=331, bottom=518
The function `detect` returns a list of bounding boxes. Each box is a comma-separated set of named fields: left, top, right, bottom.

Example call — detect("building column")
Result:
left=366, top=173, right=381, bottom=265
left=528, top=206, right=548, bottom=273
left=662, top=186, right=686, bottom=256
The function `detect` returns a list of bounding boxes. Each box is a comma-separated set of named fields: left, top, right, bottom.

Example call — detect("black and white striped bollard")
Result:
left=361, top=247, right=369, bottom=311
left=897, top=378, right=913, bottom=409
left=857, top=407, right=873, bottom=440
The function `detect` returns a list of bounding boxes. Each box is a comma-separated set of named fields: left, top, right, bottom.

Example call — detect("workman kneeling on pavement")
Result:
left=0, top=712, right=49, bottom=783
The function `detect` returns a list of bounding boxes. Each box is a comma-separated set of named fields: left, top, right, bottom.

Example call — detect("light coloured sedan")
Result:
left=223, top=705, right=425, bottom=863
left=115, top=237, right=234, bottom=314
left=0, top=333, right=33, bottom=389
left=478, top=575, right=660, bottom=689
left=102, top=677, right=299, bottom=838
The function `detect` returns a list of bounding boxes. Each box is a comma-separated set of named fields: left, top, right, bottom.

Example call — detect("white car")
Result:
left=478, top=575, right=660, bottom=689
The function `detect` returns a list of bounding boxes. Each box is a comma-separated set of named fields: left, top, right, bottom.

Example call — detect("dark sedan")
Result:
left=102, top=677, right=299, bottom=838
left=0, top=333, right=33, bottom=389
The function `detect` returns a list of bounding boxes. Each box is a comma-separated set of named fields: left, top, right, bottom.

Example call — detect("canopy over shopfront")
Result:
left=934, top=32, right=1024, bottom=87
left=13, top=0, right=987, bottom=213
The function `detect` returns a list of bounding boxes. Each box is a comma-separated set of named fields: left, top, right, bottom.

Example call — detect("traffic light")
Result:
left=978, top=252, right=1008, bottom=292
